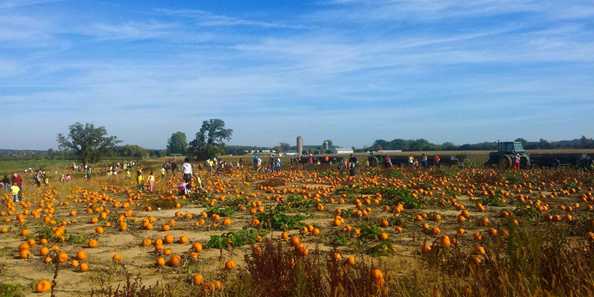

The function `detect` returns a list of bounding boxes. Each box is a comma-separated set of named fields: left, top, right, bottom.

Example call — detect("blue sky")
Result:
left=1, top=0, right=593, bottom=149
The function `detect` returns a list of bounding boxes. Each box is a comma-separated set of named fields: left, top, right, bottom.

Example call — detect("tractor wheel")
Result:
left=498, top=155, right=512, bottom=169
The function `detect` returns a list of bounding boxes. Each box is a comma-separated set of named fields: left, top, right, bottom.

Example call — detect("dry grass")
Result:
left=87, top=223, right=594, bottom=297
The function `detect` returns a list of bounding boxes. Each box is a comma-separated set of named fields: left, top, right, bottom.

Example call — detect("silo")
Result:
left=296, top=136, right=303, bottom=156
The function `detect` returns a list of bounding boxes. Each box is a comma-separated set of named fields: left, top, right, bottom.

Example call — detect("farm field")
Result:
left=0, top=160, right=72, bottom=177
left=1, top=161, right=593, bottom=297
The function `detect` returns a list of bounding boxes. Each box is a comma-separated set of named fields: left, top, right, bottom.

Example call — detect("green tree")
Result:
left=278, top=143, right=291, bottom=153
left=57, top=122, right=120, bottom=164
left=166, top=131, right=188, bottom=155
left=114, top=145, right=148, bottom=159
left=188, top=119, right=233, bottom=160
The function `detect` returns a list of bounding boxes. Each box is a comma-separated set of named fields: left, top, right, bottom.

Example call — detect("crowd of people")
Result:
left=105, top=161, right=138, bottom=177
left=251, top=155, right=282, bottom=172
left=282, top=152, right=459, bottom=175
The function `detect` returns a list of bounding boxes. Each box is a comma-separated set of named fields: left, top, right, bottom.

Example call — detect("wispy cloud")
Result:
left=310, top=0, right=540, bottom=23
left=77, top=21, right=181, bottom=41
left=0, top=0, right=62, bottom=9
left=312, top=0, right=594, bottom=23
left=156, top=8, right=308, bottom=30
left=0, top=15, right=56, bottom=47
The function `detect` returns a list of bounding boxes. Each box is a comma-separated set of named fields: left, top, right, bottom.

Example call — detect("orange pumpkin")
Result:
left=168, top=254, right=182, bottom=267
left=156, top=256, right=166, bottom=267
left=76, top=250, right=88, bottom=261
left=39, top=246, right=50, bottom=256
left=58, top=252, right=69, bottom=263
left=192, top=273, right=204, bottom=285
left=88, top=239, right=98, bottom=248
left=224, top=259, right=236, bottom=270
left=192, top=242, right=203, bottom=252
left=440, top=235, right=451, bottom=248
left=345, top=255, right=356, bottom=266
left=34, top=279, right=52, bottom=293
left=112, top=253, right=123, bottom=264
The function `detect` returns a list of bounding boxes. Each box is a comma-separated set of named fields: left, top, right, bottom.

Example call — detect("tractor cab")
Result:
left=498, top=142, right=526, bottom=153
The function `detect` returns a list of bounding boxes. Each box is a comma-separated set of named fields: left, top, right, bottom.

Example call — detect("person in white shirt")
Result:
left=182, top=158, right=193, bottom=189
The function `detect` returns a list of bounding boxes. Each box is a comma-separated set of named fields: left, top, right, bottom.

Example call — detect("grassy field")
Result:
left=0, top=159, right=167, bottom=177
left=0, top=160, right=72, bottom=176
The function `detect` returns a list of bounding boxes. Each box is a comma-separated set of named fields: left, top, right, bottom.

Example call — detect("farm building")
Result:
left=333, top=147, right=354, bottom=154
left=375, top=149, right=403, bottom=154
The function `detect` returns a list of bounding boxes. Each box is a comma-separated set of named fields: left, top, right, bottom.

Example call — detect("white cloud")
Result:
left=0, top=0, right=62, bottom=10
left=156, top=8, right=308, bottom=30
left=0, top=15, right=55, bottom=46
left=312, top=0, right=594, bottom=23
left=78, top=21, right=181, bottom=41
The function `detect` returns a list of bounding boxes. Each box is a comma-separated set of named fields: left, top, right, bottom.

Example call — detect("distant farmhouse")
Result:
left=333, top=147, right=354, bottom=155
left=375, top=149, right=403, bottom=154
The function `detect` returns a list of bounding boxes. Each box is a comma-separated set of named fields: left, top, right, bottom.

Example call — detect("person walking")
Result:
left=384, top=155, right=393, bottom=168
left=421, top=154, right=429, bottom=168
left=513, top=154, right=521, bottom=170
left=275, top=156, right=282, bottom=171
left=85, top=166, right=93, bottom=180
left=148, top=171, right=156, bottom=192
left=348, top=154, right=358, bottom=176
left=433, top=154, right=441, bottom=167
left=205, top=159, right=211, bottom=173
left=34, top=170, right=43, bottom=187
left=136, top=170, right=144, bottom=191
left=182, top=158, right=193, bottom=187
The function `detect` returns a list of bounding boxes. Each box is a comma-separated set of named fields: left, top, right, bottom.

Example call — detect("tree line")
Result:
left=50, top=119, right=233, bottom=164
left=366, top=136, right=594, bottom=151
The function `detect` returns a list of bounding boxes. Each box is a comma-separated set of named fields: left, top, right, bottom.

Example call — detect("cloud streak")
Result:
left=156, top=8, right=308, bottom=30
left=0, top=0, right=63, bottom=10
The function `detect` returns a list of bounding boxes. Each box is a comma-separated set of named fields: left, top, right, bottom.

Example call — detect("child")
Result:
left=178, top=182, right=189, bottom=195
left=136, top=170, right=144, bottom=191
left=160, top=167, right=166, bottom=177
left=11, top=184, right=20, bottom=203
left=148, top=171, right=156, bottom=192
